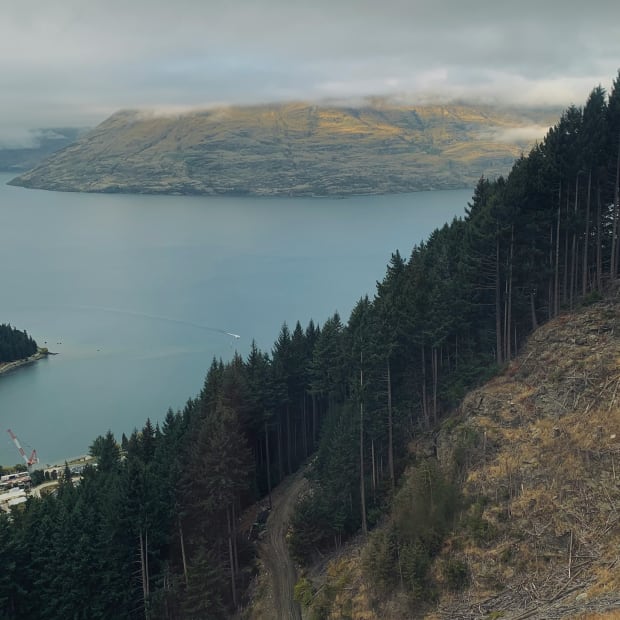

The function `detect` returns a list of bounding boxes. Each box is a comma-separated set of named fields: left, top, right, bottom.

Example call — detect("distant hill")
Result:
left=9, top=102, right=558, bottom=196
left=0, top=128, right=86, bottom=172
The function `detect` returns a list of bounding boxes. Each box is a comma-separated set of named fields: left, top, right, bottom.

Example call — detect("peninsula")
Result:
left=0, top=349, right=49, bottom=377
left=0, top=324, right=43, bottom=376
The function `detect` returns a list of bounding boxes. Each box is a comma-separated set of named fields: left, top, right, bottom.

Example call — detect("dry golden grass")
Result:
left=429, top=302, right=620, bottom=617
left=293, top=302, right=620, bottom=620
left=571, top=614, right=620, bottom=620
left=443, top=141, right=523, bottom=159
left=325, top=558, right=380, bottom=620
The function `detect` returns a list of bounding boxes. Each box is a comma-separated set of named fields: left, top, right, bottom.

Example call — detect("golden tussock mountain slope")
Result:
left=302, top=298, right=620, bottom=620
left=431, top=298, right=620, bottom=619
left=10, top=102, right=557, bottom=196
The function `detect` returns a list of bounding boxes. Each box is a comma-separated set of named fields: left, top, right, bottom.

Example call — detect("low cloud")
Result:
left=0, top=1, right=618, bottom=131
left=0, top=128, right=41, bottom=149
left=126, top=104, right=235, bottom=120
left=480, top=125, right=552, bottom=145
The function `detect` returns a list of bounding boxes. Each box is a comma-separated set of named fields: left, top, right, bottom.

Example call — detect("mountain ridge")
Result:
left=9, top=102, right=559, bottom=196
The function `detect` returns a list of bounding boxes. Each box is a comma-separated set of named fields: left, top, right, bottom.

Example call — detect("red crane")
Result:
left=7, top=429, right=39, bottom=469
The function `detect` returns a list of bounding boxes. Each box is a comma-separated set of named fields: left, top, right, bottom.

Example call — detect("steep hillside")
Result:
left=9, top=102, right=557, bottom=196
left=297, top=298, right=620, bottom=620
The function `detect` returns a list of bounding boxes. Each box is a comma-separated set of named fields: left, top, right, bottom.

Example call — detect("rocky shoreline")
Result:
left=0, top=349, right=49, bottom=377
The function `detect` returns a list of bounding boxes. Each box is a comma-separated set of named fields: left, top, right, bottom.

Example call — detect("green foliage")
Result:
left=307, top=588, right=333, bottom=620
left=441, top=557, right=469, bottom=590
left=581, top=290, right=603, bottom=306
left=289, top=488, right=348, bottom=563
left=0, top=324, right=37, bottom=363
left=362, top=526, right=400, bottom=593
left=399, top=541, right=435, bottom=601
left=462, top=497, right=496, bottom=545
left=293, top=576, right=315, bottom=608
left=450, top=424, right=482, bottom=481
left=393, top=461, right=459, bottom=554
left=0, top=515, right=17, bottom=614
left=182, top=548, right=227, bottom=619
left=290, top=403, right=362, bottom=562
left=362, top=460, right=459, bottom=603
left=28, top=469, right=44, bottom=486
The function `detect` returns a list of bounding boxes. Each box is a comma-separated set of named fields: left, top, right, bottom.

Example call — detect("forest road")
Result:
left=258, top=467, right=309, bottom=620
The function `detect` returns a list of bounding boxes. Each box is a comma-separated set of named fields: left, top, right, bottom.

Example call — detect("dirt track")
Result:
left=257, top=468, right=308, bottom=620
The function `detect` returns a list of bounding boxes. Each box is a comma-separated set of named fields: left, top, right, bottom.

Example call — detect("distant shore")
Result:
left=0, top=349, right=49, bottom=377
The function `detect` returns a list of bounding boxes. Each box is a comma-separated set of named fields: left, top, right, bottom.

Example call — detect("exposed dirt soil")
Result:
left=248, top=467, right=309, bottom=620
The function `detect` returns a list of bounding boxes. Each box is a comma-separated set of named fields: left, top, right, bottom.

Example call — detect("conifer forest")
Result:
left=2, top=71, right=620, bottom=619
left=0, top=325, right=37, bottom=365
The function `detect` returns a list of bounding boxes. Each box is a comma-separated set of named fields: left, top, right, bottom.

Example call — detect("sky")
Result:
left=1, top=0, right=619, bottom=144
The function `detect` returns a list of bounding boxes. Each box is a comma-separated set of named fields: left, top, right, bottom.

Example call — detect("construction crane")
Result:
left=7, top=429, right=39, bottom=470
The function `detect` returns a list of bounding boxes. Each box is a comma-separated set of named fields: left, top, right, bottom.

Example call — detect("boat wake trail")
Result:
left=64, top=304, right=240, bottom=340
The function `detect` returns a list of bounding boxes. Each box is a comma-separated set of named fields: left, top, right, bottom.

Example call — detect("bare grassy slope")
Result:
left=302, top=298, right=620, bottom=619
left=432, top=298, right=620, bottom=619
left=10, top=102, right=556, bottom=196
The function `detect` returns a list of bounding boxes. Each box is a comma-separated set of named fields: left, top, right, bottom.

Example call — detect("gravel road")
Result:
left=258, top=468, right=309, bottom=620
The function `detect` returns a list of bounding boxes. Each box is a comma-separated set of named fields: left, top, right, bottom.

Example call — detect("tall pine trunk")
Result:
left=139, top=529, right=149, bottom=620
left=596, top=183, right=602, bottom=291
left=265, top=420, right=272, bottom=509
left=232, top=501, right=239, bottom=575
left=286, top=404, right=292, bottom=475
left=312, top=393, right=317, bottom=447
left=421, top=346, right=429, bottom=427
left=302, top=395, right=308, bottom=458
left=570, top=174, right=580, bottom=309
left=554, top=182, right=561, bottom=316
left=387, top=358, right=395, bottom=489
left=179, top=517, right=188, bottom=586
left=495, top=230, right=503, bottom=364
left=227, top=506, right=237, bottom=607
left=612, top=134, right=620, bottom=279
left=582, top=169, right=592, bottom=296
left=503, top=226, right=514, bottom=360
left=277, top=419, right=283, bottom=483
left=359, top=354, right=367, bottom=535
left=548, top=223, right=553, bottom=320
left=432, top=347, right=438, bottom=424
left=371, top=438, right=377, bottom=497
left=563, top=191, right=570, bottom=304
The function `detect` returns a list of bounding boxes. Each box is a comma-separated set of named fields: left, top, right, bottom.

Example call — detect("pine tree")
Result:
left=607, top=71, right=620, bottom=278
left=0, top=514, right=17, bottom=616
left=91, top=430, right=121, bottom=474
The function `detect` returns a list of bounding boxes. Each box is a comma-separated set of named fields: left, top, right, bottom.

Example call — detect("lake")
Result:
left=0, top=174, right=472, bottom=466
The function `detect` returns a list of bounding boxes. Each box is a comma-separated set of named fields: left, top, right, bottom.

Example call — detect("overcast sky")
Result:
left=1, top=0, right=619, bottom=143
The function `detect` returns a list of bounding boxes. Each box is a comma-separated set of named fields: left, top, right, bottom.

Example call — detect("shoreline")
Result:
left=0, top=349, right=49, bottom=377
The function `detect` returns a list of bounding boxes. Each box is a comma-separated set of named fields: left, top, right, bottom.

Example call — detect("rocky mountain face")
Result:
left=299, top=296, right=620, bottom=619
left=9, top=103, right=557, bottom=196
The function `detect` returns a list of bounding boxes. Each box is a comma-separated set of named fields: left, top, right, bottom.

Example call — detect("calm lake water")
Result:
left=0, top=174, right=472, bottom=466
